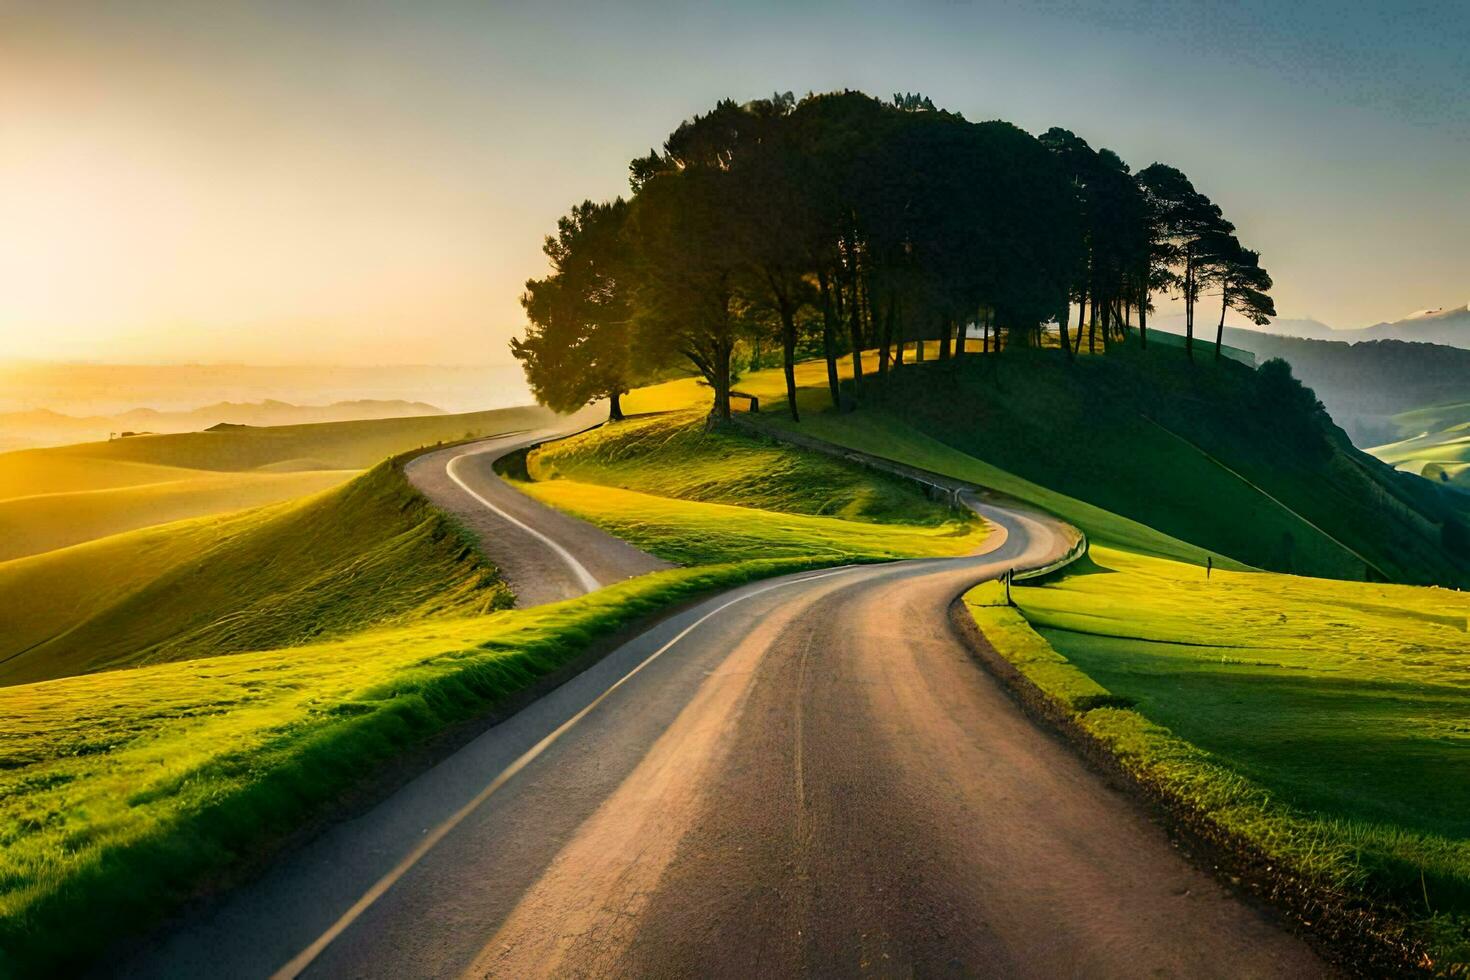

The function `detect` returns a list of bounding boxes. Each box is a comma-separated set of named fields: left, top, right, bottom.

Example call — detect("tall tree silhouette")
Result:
left=512, top=199, right=636, bottom=420
left=1136, top=164, right=1232, bottom=361
left=1199, top=233, right=1276, bottom=359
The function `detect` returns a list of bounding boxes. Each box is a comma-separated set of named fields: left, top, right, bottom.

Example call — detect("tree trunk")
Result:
left=846, top=245, right=864, bottom=396
left=1074, top=293, right=1085, bottom=355
left=817, top=267, right=842, bottom=408
left=712, top=340, right=733, bottom=421
left=781, top=304, right=800, bottom=422
left=1138, top=283, right=1149, bottom=349
left=877, top=292, right=894, bottom=382
left=1184, top=248, right=1195, bottom=362
left=1216, top=288, right=1228, bottom=362
left=887, top=295, right=899, bottom=367
left=1059, top=300, right=1072, bottom=359
left=939, top=315, right=952, bottom=360
left=608, top=390, right=625, bottom=422
left=1088, top=293, right=1098, bottom=354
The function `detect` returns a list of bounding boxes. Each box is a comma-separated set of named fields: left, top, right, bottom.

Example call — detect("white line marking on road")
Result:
left=445, top=447, right=602, bottom=594
left=269, top=565, right=859, bottom=980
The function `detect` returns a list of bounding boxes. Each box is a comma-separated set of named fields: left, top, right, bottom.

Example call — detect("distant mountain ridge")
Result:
left=1263, top=304, right=1470, bottom=349
left=1212, top=331, right=1470, bottom=448
left=0, top=399, right=445, bottom=452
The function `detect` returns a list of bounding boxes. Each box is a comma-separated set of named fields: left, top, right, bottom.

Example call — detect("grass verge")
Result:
left=0, top=555, right=829, bottom=978
left=514, top=411, right=985, bottom=565
left=959, top=562, right=1469, bottom=975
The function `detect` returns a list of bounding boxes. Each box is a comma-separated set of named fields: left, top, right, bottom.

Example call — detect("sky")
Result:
left=0, top=0, right=1465, bottom=366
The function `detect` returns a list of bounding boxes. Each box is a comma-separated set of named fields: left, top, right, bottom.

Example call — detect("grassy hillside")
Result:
left=596, top=356, right=1470, bottom=964
left=863, top=343, right=1469, bottom=587
left=0, top=469, right=355, bottom=562
left=1024, top=547, right=1468, bottom=839
left=0, top=461, right=510, bottom=687
left=1219, top=332, right=1470, bottom=447
left=620, top=347, right=1466, bottom=586
left=760, top=406, right=1236, bottom=568
left=0, top=403, right=555, bottom=560
left=517, top=411, right=984, bottom=565
left=12, top=403, right=554, bottom=474
left=1370, top=402, right=1470, bottom=492
left=0, top=454, right=201, bottom=499
left=529, top=410, right=950, bottom=525
left=0, top=557, right=824, bottom=978
left=967, top=547, right=1470, bottom=967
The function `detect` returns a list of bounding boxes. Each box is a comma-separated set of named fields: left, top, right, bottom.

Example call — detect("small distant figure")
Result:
left=1206, top=556, right=1213, bottom=579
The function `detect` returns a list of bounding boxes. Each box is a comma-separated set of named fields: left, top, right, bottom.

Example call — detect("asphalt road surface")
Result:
left=120, top=457, right=1326, bottom=978
left=404, top=410, right=671, bottom=606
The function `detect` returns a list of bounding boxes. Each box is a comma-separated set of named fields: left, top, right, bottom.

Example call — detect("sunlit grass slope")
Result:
left=0, top=454, right=201, bottom=500
left=530, top=410, right=950, bottom=525
left=870, top=346, right=1468, bottom=586
left=625, top=346, right=1470, bottom=586
left=985, top=548, right=1470, bottom=964
left=518, top=411, right=984, bottom=564
left=765, top=406, right=1233, bottom=567
left=0, top=558, right=824, bottom=978
left=21, top=403, right=555, bottom=473
left=1370, top=401, right=1470, bottom=491
left=1023, top=546, right=1469, bottom=839
left=0, top=469, right=355, bottom=562
left=0, top=403, right=556, bottom=559
left=0, top=462, right=509, bottom=687
left=620, top=353, right=1236, bottom=567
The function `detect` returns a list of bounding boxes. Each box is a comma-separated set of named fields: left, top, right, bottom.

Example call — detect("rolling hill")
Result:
left=1355, top=304, right=1470, bottom=348
left=0, top=399, right=445, bottom=452
left=0, top=460, right=510, bottom=688
left=1212, top=332, right=1470, bottom=447
left=0, top=404, right=556, bottom=560
left=1213, top=304, right=1470, bottom=350
left=1368, top=401, right=1470, bottom=492
left=867, top=344, right=1470, bottom=586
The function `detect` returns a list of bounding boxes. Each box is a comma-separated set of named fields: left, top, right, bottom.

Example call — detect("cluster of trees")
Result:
left=513, top=90, right=1275, bottom=422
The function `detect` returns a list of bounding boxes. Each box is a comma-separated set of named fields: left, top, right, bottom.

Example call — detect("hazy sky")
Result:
left=1, top=0, right=1465, bottom=365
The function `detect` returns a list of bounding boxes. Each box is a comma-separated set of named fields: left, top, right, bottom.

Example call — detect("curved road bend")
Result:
left=404, top=407, right=671, bottom=607
left=121, top=488, right=1325, bottom=979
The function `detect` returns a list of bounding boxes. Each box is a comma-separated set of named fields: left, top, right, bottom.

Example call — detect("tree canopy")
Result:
left=512, top=89, right=1275, bottom=421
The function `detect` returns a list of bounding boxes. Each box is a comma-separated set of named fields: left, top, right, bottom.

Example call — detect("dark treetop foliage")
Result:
left=513, top=89, right=1275, bottom=422
left=512, top=199, right=637, bottom=420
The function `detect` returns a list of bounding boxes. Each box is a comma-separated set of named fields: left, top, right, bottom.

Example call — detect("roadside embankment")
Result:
left=953, top=580, right=1452, bottom=976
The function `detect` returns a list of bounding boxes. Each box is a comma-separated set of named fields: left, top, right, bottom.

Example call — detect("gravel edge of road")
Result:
left=947, top=597, right=1430, bottom=978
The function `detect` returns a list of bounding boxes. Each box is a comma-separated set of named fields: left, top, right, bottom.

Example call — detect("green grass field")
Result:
left=647, top=350, right=1469, bottom=964
left=15, top=403, right=555, bottom=474
left=868, top=345, right=1468, bottom=587
left=1022, top=546, right=1469, bottom=840
left=1370, top=401, right=1470, bottom=491
left=962, top=547, right=1470, bottom=967
left=0, top=468, right=356, bottom=562
left=0, top=557, right=828, bottom=978
left=5, top=347, right=1466, bottom=972
left=0, top=395, right=989, bottom=976
left=0, top=404, right=556, bottom=561
left=619, top=346, right=1469, bottom=588
left=0, top=461, right=509, bottom=687
left=517, top=411, right=985, bottom=565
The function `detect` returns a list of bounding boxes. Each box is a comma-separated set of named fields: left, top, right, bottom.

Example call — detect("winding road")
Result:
left=121, top=419, right=1327, bottom=978
left=402, top=410, right=672, bottom=605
